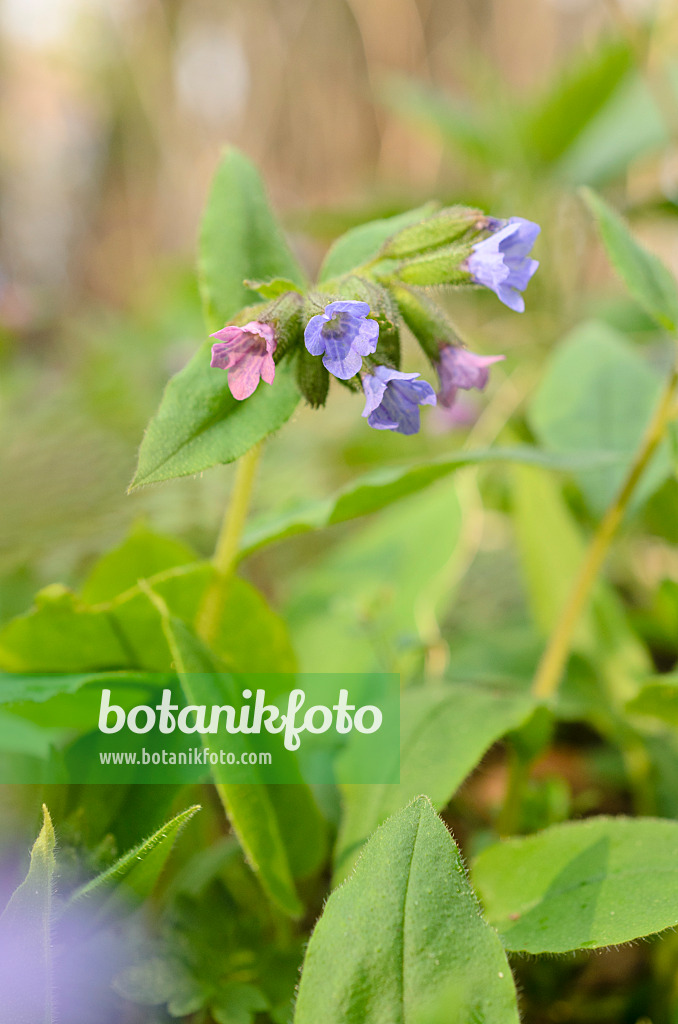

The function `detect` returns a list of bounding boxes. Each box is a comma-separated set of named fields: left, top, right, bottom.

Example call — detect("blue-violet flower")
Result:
left=466, top=217, right=540, bottom=312
left=304, top=300, right=379, bottom=379
left=436, top=344, right=505, bottom=408
left=362, top=365, right=436, bottom=435
left=210, top=320, right=276, bottom=400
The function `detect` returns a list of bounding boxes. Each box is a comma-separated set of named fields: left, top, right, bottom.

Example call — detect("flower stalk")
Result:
left=532, top=363, right=678, bottom=701
left=196, top=443, right=263, bottom=647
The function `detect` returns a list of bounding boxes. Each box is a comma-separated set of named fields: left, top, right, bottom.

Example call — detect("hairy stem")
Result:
left=196, top=444, right=262, bottom=646
left=532, top=365, right=678, bottom=701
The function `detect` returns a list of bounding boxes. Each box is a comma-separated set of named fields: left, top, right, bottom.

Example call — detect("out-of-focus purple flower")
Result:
left=304, top=300, right=379, bottom=379
left=210, top=321, right=276, bottom=400
left=466, top=217, right=540, bottom=312
left=429, top=395, right=479, bottom=434
left=362, top=365, right=436, bottom=435
left=436, top=344, right=505, bottom=408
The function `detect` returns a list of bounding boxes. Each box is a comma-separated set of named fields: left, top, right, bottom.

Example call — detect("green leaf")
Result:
left=318, top=203, right=438, bottom=283
left=198, top=147, right=306, bottom=331
left=294, top=797, right=519, bottom=1024
left=212, top=982, right=269, bottom=1024
left=524, top=38, right=632, bottom=165
left=0, top=671, right=154, bottom=705
left=130, top=345, right=300, bottom=489
left=241, top=444, right=621, bottom=560
left=0, top=805, right=56, bottom=1023
left=81, top=523, right=198, bottom=603
left=472, top=816, right=678, bottom=953
left=211, top=577, right=297, bottom=673
left=334, top=683, right=535, bottom=882
left=529, top=320, right=671, bottom=514
left=0, top=586, right=132, bottom=672
left=245, top=277, right=302, bottom=299
left=627, top=674, right=678, bottom=726
left=581, top=187, right=678, bottom=332
left=156, top=606, right=305, bottom=917
left=68, top=805, right=201, bottom=921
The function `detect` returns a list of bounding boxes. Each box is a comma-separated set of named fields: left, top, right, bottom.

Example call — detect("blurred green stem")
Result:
left=496, top=745, right=530, bottom=837
left=197, top=444, right=262, bottom=646
left=533, top=365, right=678, bottom=700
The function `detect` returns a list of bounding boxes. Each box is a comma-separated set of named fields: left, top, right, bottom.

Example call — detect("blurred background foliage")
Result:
left=3, top=1, right=678, bottom=1019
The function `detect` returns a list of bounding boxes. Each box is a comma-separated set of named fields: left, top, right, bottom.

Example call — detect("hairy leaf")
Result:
left=295, top=798, right=519, bottom=1024
left=473, top=816, right=678, bottom=952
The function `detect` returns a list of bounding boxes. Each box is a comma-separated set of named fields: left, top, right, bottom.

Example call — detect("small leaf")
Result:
left=318, top=203, right=438, bottom=283
left=472, top=816, right=678, bottom=952
left=130, top=346, right=300, bottom=489
left=199, top=147, right=306, bottom=331
left=0, top=805, right=56, bottom=1024
left=245, top=277, right=303, bottom=299
left=581, top=187, right=678, bottom=332
left=212, top=982, right=269, bottom=1024
left=334, top=683, right=534, bottom=881
left=68, top=805, right=201, bottom=922
left=294, top=797, right=519, bottom=1024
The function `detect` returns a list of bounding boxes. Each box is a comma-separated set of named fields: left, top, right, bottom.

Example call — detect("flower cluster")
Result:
left=209, top=212, right=540, bottom=435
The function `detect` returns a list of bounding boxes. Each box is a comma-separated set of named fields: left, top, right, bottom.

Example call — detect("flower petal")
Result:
left=324, top=300, right=371, bottom=318
left=304, top=315, right=327, bottom=356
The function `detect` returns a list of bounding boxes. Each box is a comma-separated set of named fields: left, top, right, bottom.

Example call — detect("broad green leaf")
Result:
left=473, top=816, right=678, bottom=953
left=0, top=586, right=131, bottom=672
left=524, top=38, right=632, bottom=165
left=241, top=444, right=620, bottom=560
left=627, top=675, right=678, bottom=726
left=198, top=147, right=306, bottom=331
left=0, top=805, right=56, bottom=1023
left=68, top=805, right=201, bottom=920
left=81, top=523, right=198, bottom=603
left=318, top=203, right=438, bottom=283
left=157, top=605, right=310, bottom=917
left=581, top=188, right=678, bottom=332
left=294, top=797, right=519, bottom=1024
left=130, top=346, right=300, bottom=489
left=284, top=476, right=462, bottom=674
left=529, top=320, right=671, bottom=514
left=334, top=683, right=535, bottom=883
left=210, top=576, right=297, bottom=673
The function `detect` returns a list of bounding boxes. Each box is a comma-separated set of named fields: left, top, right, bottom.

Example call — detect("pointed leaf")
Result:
left=130, top=348, right=300, bottom=489
left=581, top=187, right=678, bottom=332
left=294, top=797, right=519, bottom=1024
left=68, top=805, right=201, bottom=921
left=199, top=147, right=306, bottom=330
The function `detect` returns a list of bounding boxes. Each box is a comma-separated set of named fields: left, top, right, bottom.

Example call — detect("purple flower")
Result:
left=210, top=321, right=276, bottom=401
left=436, top=344, right=505, bottom=408
left=362, top=365, right=436, bottom=435
left=304, top=300, right=379, bottom=379
left=466, top=217, right=540, bottom=312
